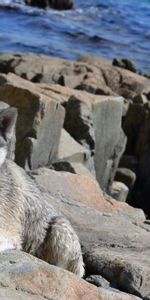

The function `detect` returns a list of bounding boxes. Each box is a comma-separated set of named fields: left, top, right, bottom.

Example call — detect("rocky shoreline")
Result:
left=0, top=53, right=150, bottom=299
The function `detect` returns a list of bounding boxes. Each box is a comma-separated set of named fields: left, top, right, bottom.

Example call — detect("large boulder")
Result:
left=0, top=71, right=126, bottom=187
left=31, top=168, right=150, bottom=299
left=31, top=168, right=145, bottom=223
left=93, top=96, right=127, bottom=190
left=1, top=53, right=150, bottom=215
left=84, top=246, right=150, bottom=298
left=79, top=55, right=150, bottom=99
left=0, top=73, right=65, bottom=169
left=38, top=82, right=126, bottom=188
left=0, top=251, right=141, bottom=300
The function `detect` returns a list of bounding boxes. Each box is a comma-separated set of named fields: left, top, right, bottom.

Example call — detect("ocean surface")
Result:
left=0, top=0, right=150, bottom=73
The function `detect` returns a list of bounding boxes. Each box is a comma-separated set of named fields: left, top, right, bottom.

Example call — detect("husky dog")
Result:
left=0, top=106, right=84, bottom=277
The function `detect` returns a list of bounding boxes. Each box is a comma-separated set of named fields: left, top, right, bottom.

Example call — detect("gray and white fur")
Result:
left=0, top=107, right=84, bottom=277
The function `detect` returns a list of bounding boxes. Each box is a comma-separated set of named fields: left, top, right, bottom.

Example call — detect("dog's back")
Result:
left=0, top=107, right=84, bottom=277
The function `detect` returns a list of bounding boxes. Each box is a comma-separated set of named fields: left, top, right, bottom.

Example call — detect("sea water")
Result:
left=0, top=0, right=150, bottom=72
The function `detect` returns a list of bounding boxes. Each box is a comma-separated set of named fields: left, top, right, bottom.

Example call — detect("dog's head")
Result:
left=0, top=107, right=17, bottom=167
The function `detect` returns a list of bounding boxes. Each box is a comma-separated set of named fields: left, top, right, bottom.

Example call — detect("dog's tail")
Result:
left=38, top=216, right=85, bottom=277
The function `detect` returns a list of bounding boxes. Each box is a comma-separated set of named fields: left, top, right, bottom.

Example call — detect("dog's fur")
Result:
left=0, top=107, right=84, bottom=277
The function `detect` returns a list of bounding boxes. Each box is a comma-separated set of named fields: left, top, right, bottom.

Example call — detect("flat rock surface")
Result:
left=0, top=251, right=142, bottom=300
left=0, top=250, right=100, bottom=300
left=0, top=53, right=149, bottom=98
left=31, top=168, right=145, bottom=222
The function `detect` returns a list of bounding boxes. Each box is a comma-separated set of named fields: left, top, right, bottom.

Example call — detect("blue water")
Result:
left=0, top=0, right=150, bottom=72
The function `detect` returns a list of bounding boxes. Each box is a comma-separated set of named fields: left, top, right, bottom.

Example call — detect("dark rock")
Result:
left=127, top=108, right=150, bottom=217
left=119, top=155, right=138, bottom=173
left=52, top=161, right=94, bottom=177
left=136, top=108, right=150, bottom=159
left=86, top=275, right=110, bottom=288
left=49, top=0, right=74, bottom=9
left=52, top=161, right=76, bottom=173
left=129, top=152, right=150, bottom=217
left=123, top=103, right=146, bottom=155
left=133, top=93, right=148, bottom=105
left=84, top=246, right=150, bottom=299
left=64, top=95, right=96, bottom=176
left=115, top=168, right=136, bottom=189
left=25, top=0, right=74, bottom=10
left=25, top=0, right=48, bottom=8
left=112, top=57, right=136, bottom=73
left=146, top=91, right=150, bottom=100
left=64, top=95, right=95, bottom=151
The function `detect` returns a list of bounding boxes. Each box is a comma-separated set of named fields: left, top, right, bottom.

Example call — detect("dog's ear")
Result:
left=0, top=107, right=18, bottom=141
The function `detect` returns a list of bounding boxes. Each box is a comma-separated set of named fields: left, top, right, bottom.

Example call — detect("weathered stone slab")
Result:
left=40, top=83, right=125, bottom=184
left=0, top=73, right=65, bottom=169
left=39, top=83, right=127, bottom=189
left=84, top=246, right=150, bottom=299
left=58, top=128, right=89, bottom=164
left=31, top=168, right=149, bottom=298
left=31, top=168, right=145, bottom=223
left=93, top=96, right=127, bottom=190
